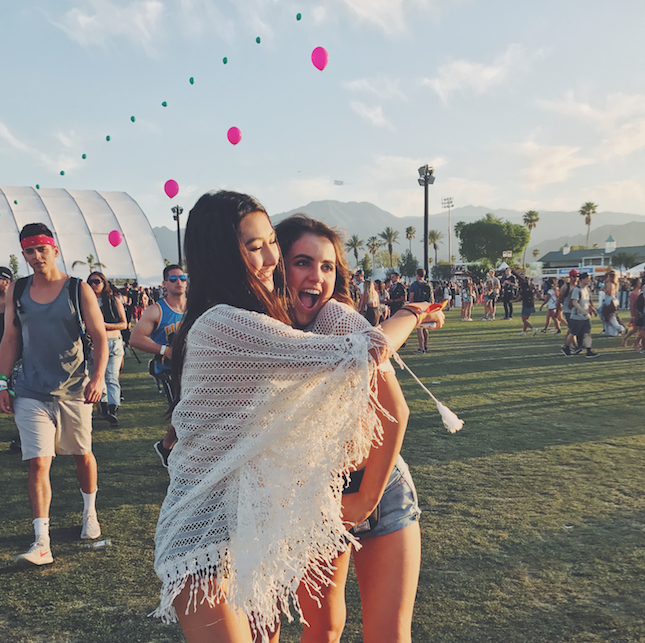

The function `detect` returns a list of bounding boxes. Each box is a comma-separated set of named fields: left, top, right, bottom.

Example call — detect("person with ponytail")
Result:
left=151, top=191, right=444, bottom=643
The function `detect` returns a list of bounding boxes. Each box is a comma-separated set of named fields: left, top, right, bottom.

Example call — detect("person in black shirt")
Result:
left=516, top=274, right=537, bottom=336
left=501, top=268, right=517, bottom=320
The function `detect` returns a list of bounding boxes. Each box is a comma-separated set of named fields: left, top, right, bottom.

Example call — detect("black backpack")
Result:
left=417, top=281, right=432, bottom=302
left=13, top=277, right=90, bottom=362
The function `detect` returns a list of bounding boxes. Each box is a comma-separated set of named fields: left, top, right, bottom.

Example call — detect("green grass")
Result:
left=1, top=308, right=644, bottom=642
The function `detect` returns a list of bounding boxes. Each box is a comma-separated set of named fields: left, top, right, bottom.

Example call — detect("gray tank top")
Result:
left=14, top=276, right=88, bottom=401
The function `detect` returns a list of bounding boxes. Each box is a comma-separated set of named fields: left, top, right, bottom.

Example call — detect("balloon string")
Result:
left=392, top=353, right=439, bottom=404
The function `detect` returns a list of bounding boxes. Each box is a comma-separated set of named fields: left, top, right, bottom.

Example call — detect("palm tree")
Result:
left=366, top=236, right=382, bottom=265
left=344, top=235, right=364, bottom=268
left=378, top=227, right=399, bottom=268
left=427, top=229, right=444, bottom=265
left=579, top=202, right=598, bottom=247
left=72, top=254, right=106, bottom=272
left=611, top=252, right=638, bottom=271
left=532, top=248, right=540, bottom=260
left=405, top=226, right=416, bottom=252
left=522, top=210, right=540, bottom=267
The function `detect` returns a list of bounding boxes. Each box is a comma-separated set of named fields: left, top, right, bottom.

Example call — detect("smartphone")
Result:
left=419, top=299, right=449, bottom=328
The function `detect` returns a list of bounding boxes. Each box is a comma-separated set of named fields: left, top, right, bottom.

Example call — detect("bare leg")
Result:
left=297, top=550, right=351, bottom=643
left=522, top=315, right=532, bottom=331
left=73, top=452, right=98, bottom=494
left=28, top=456, right=53, bottom=519
left=174, top=577, right=254, bottom=643
left=353, top=523, right=421, bottom=643
left=162, top=425, right=177, bottom=450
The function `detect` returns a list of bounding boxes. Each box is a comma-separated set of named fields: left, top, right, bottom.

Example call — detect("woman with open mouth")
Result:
left=276, top=214, right=430, bottom=643
left=152, top=192, right=444, bottom=643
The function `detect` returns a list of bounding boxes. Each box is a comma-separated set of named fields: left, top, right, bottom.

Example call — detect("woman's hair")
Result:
left=170, top=191, right=292, bottom=403
left=606, top=270, right=618, bottom=286
left=358, top=279, right=377, bottom=310
left=88, top=271, right=113, bottom=298
left=274, top=214, right=354, bottom=308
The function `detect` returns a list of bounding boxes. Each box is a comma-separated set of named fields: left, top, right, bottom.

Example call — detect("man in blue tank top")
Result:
left=0, top=223, right=108, bottom=565
left=130, top=264, right=186, bottom=467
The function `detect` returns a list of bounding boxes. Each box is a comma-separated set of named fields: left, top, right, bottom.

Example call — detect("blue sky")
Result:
left=2, top=0, right=645, bottom=229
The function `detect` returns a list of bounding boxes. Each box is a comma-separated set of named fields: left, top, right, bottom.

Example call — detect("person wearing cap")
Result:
left=563, top=272, right=598, bottom=358
left=0, top=223, right=109, bottom=565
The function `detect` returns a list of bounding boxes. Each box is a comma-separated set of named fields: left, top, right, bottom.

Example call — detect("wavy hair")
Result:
left=274, top=214, right=354, bottom=308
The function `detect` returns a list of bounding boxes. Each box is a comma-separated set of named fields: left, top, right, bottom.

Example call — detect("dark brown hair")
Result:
left=88, top=271, right=113, bottom=298
left=274, top=214, right=354, bottom=308
left=170, top=191, right=291, bottom=403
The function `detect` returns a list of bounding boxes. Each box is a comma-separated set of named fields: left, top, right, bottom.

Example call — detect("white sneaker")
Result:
left=518, top=331, right=526, bottom=336
left=81, top=514, right=101, bottom=540
left=16, top=540, right=53, bottom=566
left=532, top=328, right=538, bottom=336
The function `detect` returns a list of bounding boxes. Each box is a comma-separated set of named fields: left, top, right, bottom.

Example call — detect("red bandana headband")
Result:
left=20, top=235, right=56, bottom=250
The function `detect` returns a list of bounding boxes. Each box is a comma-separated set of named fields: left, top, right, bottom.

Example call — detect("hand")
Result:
left=84, top=376, right=104, bottom=404
left=0, top=389, right=13, bottom=414
left=341, top=492, right=377, bottom=528
left=421, top=309, right=445, bottom=329
left=164, top=346, right=173, bottom=361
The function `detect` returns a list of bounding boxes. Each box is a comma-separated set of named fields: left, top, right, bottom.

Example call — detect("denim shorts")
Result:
left=354, top=455, right=421, bottom=541
left=521, top=306, right=535, bottom=316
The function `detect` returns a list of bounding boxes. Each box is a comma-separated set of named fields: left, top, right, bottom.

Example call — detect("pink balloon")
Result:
left=311, top=46, right=329, bottom=71
left=227, top=127, right=242, bottom=145
left=164, top=179, right=179, bottom=199
left=108, top=230, right=123, bottom=248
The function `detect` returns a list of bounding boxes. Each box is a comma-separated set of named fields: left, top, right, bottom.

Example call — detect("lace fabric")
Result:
left=152, top=304, right=391, bottom=641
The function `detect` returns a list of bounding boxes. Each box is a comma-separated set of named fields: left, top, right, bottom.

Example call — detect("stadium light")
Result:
left=172, top=205, right=184, bottom=266
left=441, top=197, right=454, bottom=263
left=418, top=165, right=435, bottom=276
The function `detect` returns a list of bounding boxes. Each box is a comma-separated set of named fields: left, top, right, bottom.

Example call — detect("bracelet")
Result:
left=400, top=305, right=423, bottom=326
left=0, top=380, right=9, bottom=392
left=0, top=374, right=8, bottom=382
left=159, top=344, right=167, bottom=356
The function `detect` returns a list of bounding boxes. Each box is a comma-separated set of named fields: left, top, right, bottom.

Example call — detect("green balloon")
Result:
left=256, top=36, right=261, bottom=44
left=223, top=57, right=228, bottom=64
left=60, top=171, right=65, bottom=176
left=106, top=135, right=111, bottom=141
left=162, top=101, right=167, bottom=107
left=296, top=13, right=301, bottom=20
left=35, top=184, right=40, bottom=189
left=82, top=153, right=87, bottom=159
left=189, top=77, right=194, bottom=85
left=131, top=115, right=136, bottom=122
left=13, top=200, right=18, bottom=205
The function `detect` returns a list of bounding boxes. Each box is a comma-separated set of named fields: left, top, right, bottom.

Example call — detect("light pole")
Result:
left=418, top=165, right=435, bottom=277
left=172, top=205, right=184, bottom=266
left=441, top=197, right=453, bottom=263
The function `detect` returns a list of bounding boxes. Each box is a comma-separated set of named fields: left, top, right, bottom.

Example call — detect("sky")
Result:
left=2, top=0, right=645, bottom=230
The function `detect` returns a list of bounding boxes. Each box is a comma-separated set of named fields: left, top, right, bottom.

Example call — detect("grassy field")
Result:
left=1, top=307, right=643, bottom=643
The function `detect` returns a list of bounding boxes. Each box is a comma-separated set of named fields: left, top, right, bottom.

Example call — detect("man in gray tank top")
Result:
left=0, top=223, right=108, bottom=565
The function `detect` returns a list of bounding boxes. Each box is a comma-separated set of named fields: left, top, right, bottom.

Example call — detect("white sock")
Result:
left=33, top=517, right=50, bottom=544
left=81, top=488, right=97, bottom=518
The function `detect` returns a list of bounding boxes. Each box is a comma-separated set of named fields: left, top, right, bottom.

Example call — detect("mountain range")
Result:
left=153, top=201, right=645, bottom=266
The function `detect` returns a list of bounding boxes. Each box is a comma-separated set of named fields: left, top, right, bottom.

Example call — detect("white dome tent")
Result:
left=0, top=186, right=165, bottom=285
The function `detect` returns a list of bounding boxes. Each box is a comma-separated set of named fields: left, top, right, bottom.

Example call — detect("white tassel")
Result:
left=392, top=352, right=464, bottom=433
left=436, top=401, right=464, bottom=434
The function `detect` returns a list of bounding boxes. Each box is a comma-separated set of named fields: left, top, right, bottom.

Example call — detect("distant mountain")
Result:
left=153, top=201, right=645, bottom=265
left=153, top=226, right=184, bottom=264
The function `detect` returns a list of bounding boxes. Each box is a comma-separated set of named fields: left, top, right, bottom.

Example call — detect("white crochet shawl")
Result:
left=152, top=303, right=390, bottom=640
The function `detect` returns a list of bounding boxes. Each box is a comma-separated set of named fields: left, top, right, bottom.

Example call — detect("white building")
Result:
left=0, top=186, right=165, bottom=285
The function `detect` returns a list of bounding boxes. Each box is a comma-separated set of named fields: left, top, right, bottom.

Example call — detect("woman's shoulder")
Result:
left=308, top=299, right=371, bottom=335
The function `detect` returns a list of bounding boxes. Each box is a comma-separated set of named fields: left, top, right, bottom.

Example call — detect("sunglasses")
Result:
left=88, top=279, right=103, bottom=285
left=167, top=275, right=187, bottom=282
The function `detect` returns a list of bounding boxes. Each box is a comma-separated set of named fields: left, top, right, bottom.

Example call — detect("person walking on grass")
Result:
left=460, top=278, right=474, bottom=321
left=482, top=270, right=500, bottom=320
left=516, top=274, right=537, bottom=336
left=0, top=223, right=108, bottom=566
left=501, top=268, right=517, bottom=320
left=408, top=268, right=433, bottom=353
left=560, top=270, right=581, bottom=355
left=622, top=277, right=642, bottom=349
left=562, top=272, right=598, bottom=358
left=538, top=278, right=562, bottom=335
left=130, top=264, right=186, bottom=468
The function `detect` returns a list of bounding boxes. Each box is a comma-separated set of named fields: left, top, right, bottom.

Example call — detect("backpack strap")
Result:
left=68, top=277, right=86, bottom=338
left=12, top=277, right=29, bottom=327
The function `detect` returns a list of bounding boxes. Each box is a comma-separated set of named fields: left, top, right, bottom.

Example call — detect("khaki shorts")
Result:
left=14, top=396, right=94, bottom=460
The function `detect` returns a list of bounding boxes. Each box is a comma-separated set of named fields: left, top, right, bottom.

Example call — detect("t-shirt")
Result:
left=408, top=280, right=432, bottom=303
left=570, top=285, right=591, bottom=321
left=388, top=282, right=406, bottom=313
left=547, top=288, right=557, bottom=310
left=520, top=285, right=534, bottom=309
left=502, top=275, right=517, bottom=297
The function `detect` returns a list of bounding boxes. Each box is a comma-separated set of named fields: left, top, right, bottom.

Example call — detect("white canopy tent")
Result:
left=0, top=186, right=165, bottom=285
left=626, top=262, right=645, bottom=277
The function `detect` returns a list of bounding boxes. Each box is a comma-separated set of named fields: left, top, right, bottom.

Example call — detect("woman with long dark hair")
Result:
left=87, top=271, right=127, bottom=424
left=152, top=191, right=444, bottom=643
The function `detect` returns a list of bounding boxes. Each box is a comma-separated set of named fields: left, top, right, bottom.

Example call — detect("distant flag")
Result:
left=333, top=180, right=344, bottom=186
